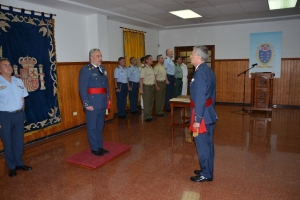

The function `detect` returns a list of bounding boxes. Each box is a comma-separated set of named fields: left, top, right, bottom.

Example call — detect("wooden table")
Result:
left=169, top=96, right=190, bottom=138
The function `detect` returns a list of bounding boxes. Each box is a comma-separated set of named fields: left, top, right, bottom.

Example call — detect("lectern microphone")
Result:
left=252, top=63, right=258, bottom=67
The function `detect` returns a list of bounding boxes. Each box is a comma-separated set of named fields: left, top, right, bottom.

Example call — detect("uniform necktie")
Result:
left=98, top=66, right=103, bottom=75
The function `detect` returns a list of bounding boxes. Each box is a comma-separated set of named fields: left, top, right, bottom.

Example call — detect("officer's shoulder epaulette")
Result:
left=14, top=75, right=21, bottom=79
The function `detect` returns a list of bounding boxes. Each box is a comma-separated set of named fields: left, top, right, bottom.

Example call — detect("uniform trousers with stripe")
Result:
left=85, top=108, right=106, bottom=151
left=155, top=81, right=166, bottom=115
left=116, top=82, right=128, bottom=117
left=142, top=84, right=154, bottom=119
left=129, top=81, right=139, bottom=112
left=194, top=123, right=215, bottom=179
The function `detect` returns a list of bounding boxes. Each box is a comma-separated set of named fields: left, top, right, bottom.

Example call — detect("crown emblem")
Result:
left=19, top=55, right=37, bottom=68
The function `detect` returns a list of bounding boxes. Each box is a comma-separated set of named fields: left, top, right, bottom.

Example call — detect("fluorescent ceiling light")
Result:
left=169, top=9, right=202, bottom=19
left=268, top=0, right=297, bottom=10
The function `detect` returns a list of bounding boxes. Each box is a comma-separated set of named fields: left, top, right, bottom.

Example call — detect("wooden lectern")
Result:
left=250, top=72, right=275, bottom=111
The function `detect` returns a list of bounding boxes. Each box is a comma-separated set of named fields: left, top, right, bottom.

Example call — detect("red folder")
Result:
left=189, top=108, right=207, bottom=134
left=107, top=95, right=110, bottom=109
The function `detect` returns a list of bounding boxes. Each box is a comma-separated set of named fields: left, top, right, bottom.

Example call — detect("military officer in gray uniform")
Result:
left=0, top=57, right=32, bottom=177
left=79, top=49, right=110, bottom=156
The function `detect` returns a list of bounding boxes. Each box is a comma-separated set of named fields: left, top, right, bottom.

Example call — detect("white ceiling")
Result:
left=19, top=0, right=300, bottom=30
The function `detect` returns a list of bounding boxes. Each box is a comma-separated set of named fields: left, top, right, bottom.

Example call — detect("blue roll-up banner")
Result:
left=249, top=31, right=282, bottom=78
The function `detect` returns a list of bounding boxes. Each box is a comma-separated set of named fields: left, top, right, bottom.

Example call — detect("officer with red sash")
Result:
left=189, top=46, right=218, bottom=182
left=79, top=48, right=110, bottom=156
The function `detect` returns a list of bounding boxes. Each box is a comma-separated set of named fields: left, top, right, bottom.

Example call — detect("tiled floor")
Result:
left=0, top=105, right=300, bottom=200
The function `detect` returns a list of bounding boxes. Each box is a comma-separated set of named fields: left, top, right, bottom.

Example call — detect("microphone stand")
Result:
left=232, top=65, right=256, bottom=115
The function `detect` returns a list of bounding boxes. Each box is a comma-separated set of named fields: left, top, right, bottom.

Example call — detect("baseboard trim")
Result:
left=215, top=102, right=300, bottom=109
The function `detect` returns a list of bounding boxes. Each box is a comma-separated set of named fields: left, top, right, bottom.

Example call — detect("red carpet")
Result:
left=66, top=142, right=131, bottom=169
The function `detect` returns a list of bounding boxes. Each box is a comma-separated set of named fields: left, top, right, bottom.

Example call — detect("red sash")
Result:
left=88, top=88, right=106, bottom=94
left=88, top=88, right=110, bottom=109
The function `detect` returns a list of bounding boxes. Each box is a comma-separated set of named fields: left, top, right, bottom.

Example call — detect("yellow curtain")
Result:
left=123, top=29, right=145, bottom=66
left=123, top=29, right=145, bottom=107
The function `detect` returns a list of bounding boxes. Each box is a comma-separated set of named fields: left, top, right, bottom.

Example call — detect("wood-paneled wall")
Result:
left=214, top=58, right=300, bottom=106
left=0, top=61, right=119, bottom=150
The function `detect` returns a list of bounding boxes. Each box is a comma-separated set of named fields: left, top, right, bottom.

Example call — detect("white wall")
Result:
left=87, top=14, right=109, bottom=61
left=159, top=19, right=300, bottom=59
left=107, top=20, right=159, bottom=61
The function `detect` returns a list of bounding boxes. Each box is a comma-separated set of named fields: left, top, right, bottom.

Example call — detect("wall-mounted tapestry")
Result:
left=0, top=6, right=61, bottom=133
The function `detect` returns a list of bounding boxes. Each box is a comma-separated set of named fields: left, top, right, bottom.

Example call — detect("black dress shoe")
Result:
left=15, top=165, right=32, bottom=171
left=119, top=115, right=129, bottom=119
left=99, top=148, right=109, bottom=154
left=194, top=169, right=202, bottom=175
left=151, top=117, right=156, bottom=121
left=131, top=111, right=141, bottom=114
left=145, top=118, right=153, bottom=122
left=190, top=175, right=213, bottom=182
left=8, top=170, right=17, bottom=177
left=91, top=150, right=104, bottom=156
left=157, top=113, right=166, bottom=117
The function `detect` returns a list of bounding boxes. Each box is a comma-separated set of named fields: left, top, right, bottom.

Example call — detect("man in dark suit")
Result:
left=79, top=49, right=110, bottom=156
left=189, top=46, right=218, bottom=182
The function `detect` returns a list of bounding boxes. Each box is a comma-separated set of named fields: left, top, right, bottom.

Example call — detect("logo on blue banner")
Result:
left=256, top=43, right=275, bottom=66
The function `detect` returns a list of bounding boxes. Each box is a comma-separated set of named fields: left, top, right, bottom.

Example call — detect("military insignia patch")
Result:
left=93, top=73, right=97, bottom=76
left=89, top=68, right=91, bottom=70
left=104, top=71, right=107, bottom=76
left=17, top=85, right=24, bottom=89
left=92, top=66, right=94, bottom=70
left=0, top=86, right=6, bottom=90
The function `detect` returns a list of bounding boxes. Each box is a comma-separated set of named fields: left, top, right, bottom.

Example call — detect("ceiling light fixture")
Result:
left=268, top=0, right=298, bottom=10
left=169, top=9, right=202, bottom=19
left=183, top=1, right=198, bottom=4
